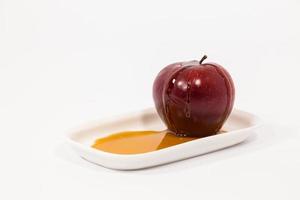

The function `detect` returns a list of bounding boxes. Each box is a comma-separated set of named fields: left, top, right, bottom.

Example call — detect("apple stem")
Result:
left=199, top=55, right=207, bottom=64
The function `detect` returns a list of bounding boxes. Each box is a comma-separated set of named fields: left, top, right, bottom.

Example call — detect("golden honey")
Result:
left=92, top=130, right=198, bottom=154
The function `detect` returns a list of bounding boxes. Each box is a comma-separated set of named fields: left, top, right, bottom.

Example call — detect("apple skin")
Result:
left=153, top=56, right=235, bottom=137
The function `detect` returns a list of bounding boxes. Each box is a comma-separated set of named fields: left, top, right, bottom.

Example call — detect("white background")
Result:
left=1, top=0, right=300, bottom=199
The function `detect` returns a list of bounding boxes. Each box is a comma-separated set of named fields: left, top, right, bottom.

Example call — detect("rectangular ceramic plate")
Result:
left=66, top=108, right=261, bottom=170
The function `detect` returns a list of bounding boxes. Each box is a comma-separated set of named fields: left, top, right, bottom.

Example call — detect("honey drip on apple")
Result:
left=163, top=66, right=194, bottom=136
left=92, top=130, right=225, bottom=154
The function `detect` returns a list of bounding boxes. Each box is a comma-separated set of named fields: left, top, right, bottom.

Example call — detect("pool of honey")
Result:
left=92, top=130, right=199, bottom=154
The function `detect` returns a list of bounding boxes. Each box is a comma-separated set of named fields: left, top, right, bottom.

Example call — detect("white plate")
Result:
left=66, top=108, right=262, bottom=170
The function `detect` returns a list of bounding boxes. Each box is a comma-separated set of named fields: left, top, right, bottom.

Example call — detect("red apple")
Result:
left=153, top=55, right=235, bottom=137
